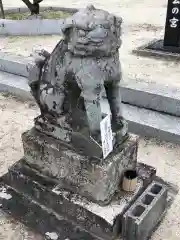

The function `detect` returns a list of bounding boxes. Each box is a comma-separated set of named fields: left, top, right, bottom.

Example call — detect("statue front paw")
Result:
left=35, top=49, right=50, bottom=59
left=29, top=49, right=50, bottom=68
left=27, top=49, right=50, bottom=86
left=27, top=62, right=40, bottom=81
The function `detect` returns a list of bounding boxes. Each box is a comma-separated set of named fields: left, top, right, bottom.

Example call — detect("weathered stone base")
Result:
left=22, top=128, right=139, bottom=204
left=0, top=160, right=176, bottom=240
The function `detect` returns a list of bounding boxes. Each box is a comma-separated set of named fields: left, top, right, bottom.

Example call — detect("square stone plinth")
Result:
left=22, top=128, right=138, bottom=204
left=0, top=161, right=160, bottom=240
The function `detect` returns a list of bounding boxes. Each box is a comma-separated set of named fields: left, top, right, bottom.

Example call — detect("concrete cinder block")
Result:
left=122, top=181, right=168, bottom=240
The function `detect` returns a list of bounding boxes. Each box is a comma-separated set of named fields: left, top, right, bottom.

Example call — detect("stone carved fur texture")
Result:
left=28, top=5, right=128, bottom=150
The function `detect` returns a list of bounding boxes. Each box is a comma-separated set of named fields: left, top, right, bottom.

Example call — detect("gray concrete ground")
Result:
left=0, top=95, right=180, bottom=240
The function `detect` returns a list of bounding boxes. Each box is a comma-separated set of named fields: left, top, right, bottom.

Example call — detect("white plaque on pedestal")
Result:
left=100, top=114, right=113, bottom=159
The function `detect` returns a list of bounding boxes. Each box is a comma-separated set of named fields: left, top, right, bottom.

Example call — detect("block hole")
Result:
left=141, top=194, right=154, bottom=205
left=150, top=184, right=162, bottom=195
left=132, top=205, right=145, bottom=217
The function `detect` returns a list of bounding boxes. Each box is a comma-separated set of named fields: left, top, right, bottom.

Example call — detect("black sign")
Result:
left=164, top=0, right=180, bottom=47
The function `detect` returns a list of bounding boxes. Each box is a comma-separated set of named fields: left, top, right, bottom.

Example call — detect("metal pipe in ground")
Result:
left=122, top=169, right=137, bottom=192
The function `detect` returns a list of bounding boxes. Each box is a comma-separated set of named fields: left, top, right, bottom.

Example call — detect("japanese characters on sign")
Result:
left=164, top=0, right=180, bottom=47
left=170, top=0, right=179, bottom=28
left=100, top=114, right=113, bottom=159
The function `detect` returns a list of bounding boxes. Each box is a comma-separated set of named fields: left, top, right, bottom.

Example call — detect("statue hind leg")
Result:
left=104, top=80, right=128, bottom=144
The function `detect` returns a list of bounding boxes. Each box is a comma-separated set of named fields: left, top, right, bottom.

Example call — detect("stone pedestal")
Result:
left=0, top=158, right=160, bottom=240
left=22, top=128, right=138, bottom=204
left=0, top=130, right=174, bottom=240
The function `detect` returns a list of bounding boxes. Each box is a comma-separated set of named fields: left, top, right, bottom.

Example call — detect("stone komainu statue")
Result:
left=28, top=5, right=128, bottom=157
